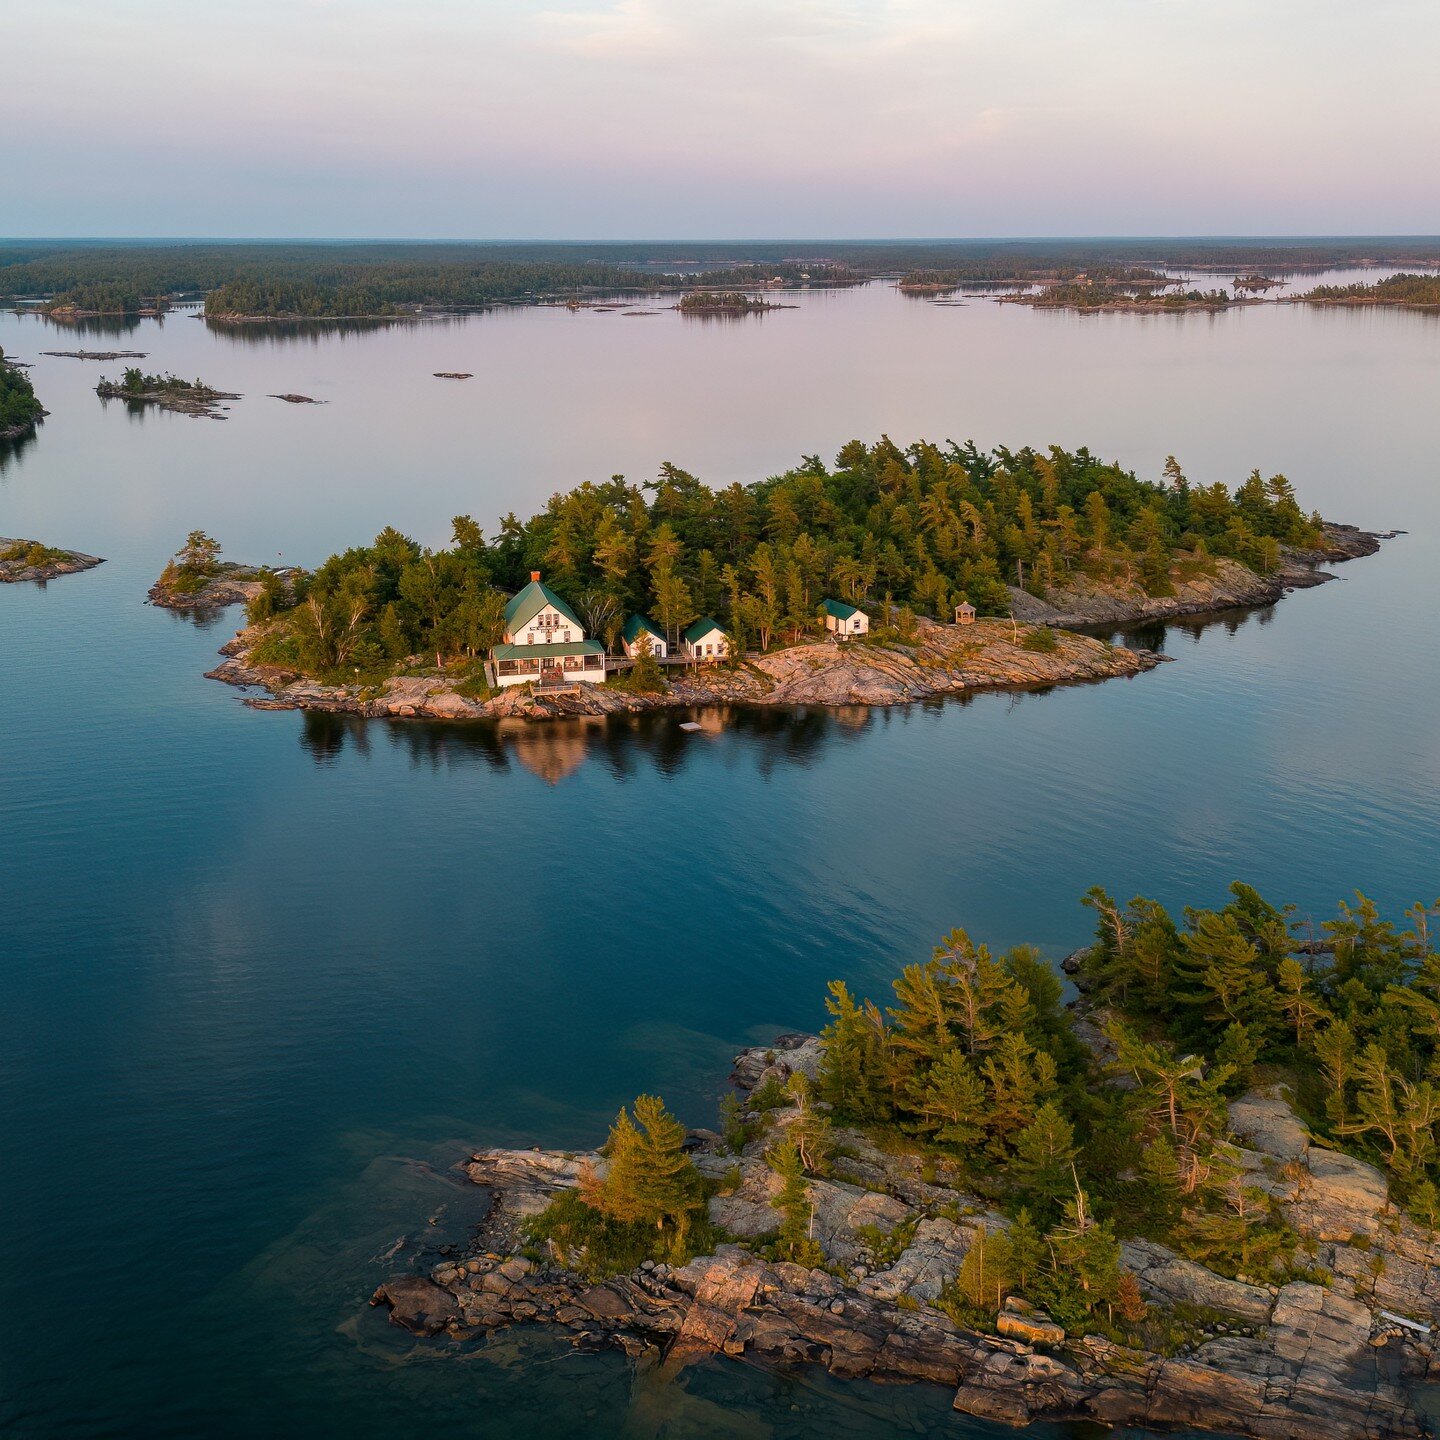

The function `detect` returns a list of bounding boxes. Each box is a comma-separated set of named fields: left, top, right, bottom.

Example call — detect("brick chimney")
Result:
left=530, top=570, right=541, bottom=582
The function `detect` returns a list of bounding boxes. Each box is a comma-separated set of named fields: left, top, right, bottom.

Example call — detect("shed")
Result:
left=822, top=598, right=869, bottom=638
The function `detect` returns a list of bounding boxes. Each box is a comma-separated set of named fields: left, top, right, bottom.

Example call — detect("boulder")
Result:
left=371, top=1275, right=460, bottom=1336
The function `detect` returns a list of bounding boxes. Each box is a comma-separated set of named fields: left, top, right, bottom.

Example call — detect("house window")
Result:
left=563, top=630, right=571, bottom=642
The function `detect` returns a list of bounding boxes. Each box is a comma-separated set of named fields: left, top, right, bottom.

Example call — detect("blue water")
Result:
left=2, top=282, right=1438, bottom=1438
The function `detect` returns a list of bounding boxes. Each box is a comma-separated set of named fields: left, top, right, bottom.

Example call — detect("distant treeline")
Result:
left=1299, top=272, right=1440, bottom=306
left=5, top=239, right=1440, bottom=316
left=901, top=263, right=1172, bottom=290
left=202, top=263, right=835, bottom=318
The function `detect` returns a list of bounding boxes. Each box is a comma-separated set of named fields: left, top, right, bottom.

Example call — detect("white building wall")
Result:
left=509, top=605, right=585, bottom=646
left=687, top=629, right=729, bottom=658
left=625, top=632, right=667, bottom=659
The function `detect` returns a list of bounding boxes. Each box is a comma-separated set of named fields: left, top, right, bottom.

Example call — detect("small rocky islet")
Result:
left=0, top=538, right=104, bottom=583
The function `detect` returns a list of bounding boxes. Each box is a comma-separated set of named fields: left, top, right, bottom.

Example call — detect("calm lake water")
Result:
left=2, top=279, right=1438, bottom=1439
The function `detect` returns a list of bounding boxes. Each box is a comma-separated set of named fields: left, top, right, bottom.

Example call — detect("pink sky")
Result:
left=5, top=0, right=1439, bottom=237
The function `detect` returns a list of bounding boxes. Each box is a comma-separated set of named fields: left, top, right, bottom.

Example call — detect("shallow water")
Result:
left=1, top=279, right=1438, bottom=1438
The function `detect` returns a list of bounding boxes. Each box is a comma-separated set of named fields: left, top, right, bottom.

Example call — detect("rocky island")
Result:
left=148, top=531, right=304, bottom=612
left=190, top=438, right=1385, bottom=723
left=96, top=367, right=239, bottom=419
left=1293, top=273, right=1440, bottom=310
left=677, top=291, right=787, bottom=315
left=1000, top=283, right=1264, bottom=313
left=374, top=884, right=1440, bottom=1440
left=1, top=538, right=104, bottom=583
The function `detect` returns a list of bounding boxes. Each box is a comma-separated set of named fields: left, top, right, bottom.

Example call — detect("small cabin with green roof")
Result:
left=683, top=616, right=729, bottom=662
left=822, top=597, right=868, bottom=638
left=622, top=613, right=667, bottom=660
left=491, top=571, right=606, bottom=688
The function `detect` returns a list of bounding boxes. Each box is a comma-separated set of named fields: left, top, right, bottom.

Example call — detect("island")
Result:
left=40, top=349, right=149, bottom=361
left=1000, top=282, right=1261, bottom=313
left=676, top=291, right=785, bottom=315
left=374, top=882, right=1440, bottom=1440
left=148, top=531, right=304, bottom=611
left=1294, top=273, right=1440, bottom=309
left=196, top=438, right=1384, bottom=721
left=1, top=538, right=104, bottom=583
left=95, top=367, right=239, bottom=419
left=0, top=347, right=47, bottom=440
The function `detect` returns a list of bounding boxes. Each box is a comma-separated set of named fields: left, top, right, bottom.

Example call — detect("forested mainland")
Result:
left=5, top=239, right=1439, bottom=318
left=239, top=438, right=1322, bottom=683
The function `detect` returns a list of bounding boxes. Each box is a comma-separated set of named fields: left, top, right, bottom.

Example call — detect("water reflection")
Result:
left=39, top=311, right=149, bottom=338
left=1084, top=604, right=1280, bottom=656
left=0, top=427, right=38, bottom=472
left=298, top=705, right=866, bottom=780
left=204, top=314, right=453, bottom=347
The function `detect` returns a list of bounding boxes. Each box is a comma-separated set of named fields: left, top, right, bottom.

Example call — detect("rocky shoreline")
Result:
left=196, top=524, right=1385, bottom=724
left=1008, top=524, right=1385, bottom=628
left=372, top=1034, right=1438, bottom=1440
left=208, top=617, right=1160, bottom=721
left=0, top=538, right=104, bottom=583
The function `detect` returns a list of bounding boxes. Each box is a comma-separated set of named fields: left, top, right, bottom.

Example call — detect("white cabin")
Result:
left=683, top=617, right=729, bottom=661
left=822, top=598, right=869, bottom=638
left=622, top=613, right=668, bottom=659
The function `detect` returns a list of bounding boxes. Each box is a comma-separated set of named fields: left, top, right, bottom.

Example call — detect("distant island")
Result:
left=190, top=438, right=1383, bottom=720
left=676, top=290, right=783, bottom=315
left=95, top=367, right=239, bottom=419
left=1295, top=273, right=1440, bottom=309
left=374, top=882, right=1440, bottom=1440
left=1, top=538, right=104, bottom=583
left=1000, top=282, right=1259, bottom=314
left=0, top=348, right=46, bottom=439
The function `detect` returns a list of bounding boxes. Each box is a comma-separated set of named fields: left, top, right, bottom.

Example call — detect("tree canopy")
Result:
left=249, top=438, right=1323, bottom=682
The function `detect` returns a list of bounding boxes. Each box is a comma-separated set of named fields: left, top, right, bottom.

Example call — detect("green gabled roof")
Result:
left=822, top=598, right=860, bottom=620
left=623, top=613, right=664, bottom=644
left=492, top=639, right=605, bottom=661
left=684, top=616, right=725, bottom=643
left=504, top=577, right=582, bottom=633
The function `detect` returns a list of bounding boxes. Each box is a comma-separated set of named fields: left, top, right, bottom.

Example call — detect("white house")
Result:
left=490, top=572, right=606, bottom=688
left=822, top=598, right=869, bottom=638
left=683, top=616, right=729, bottom=661
left=622, top=613, right=667, bottom=659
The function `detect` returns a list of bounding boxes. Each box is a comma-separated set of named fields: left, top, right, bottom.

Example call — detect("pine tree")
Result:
left=1010, top=1102, right=1078, bottom=1216
left=956, top=1227, right=1014, bottom=1312
left=1006, top=1208, right=1046, bottom=1291
left=819, top=980, right=887, bottom=1121
left=767, top=1134, right=823, bottom=1265
left=584, top=1095, right=703, bottom=1238
left=905, top=1049, right=987, bottom=1150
